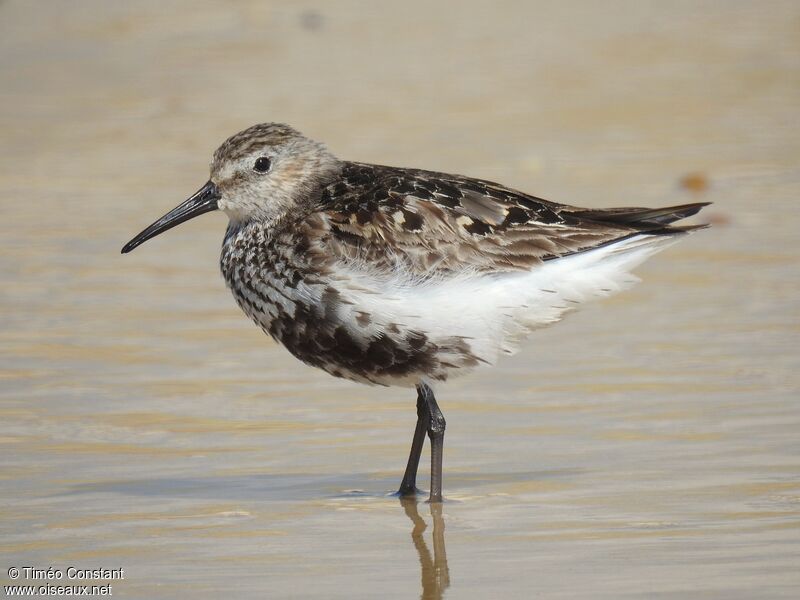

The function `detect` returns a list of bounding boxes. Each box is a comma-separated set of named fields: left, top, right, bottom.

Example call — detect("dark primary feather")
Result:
left=303, top=162, right=708, bottom=276
left=570, top=202, right=711, bottom=226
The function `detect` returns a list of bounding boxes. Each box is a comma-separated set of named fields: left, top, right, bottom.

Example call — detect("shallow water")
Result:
left=1, top=1, right=799, bottom=598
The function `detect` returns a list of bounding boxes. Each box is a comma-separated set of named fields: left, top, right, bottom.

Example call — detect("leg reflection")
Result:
left=401, top=497, right=450, bottom=600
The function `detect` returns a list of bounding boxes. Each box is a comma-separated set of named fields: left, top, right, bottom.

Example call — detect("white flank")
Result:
left=328, top=233, right=682, bottom=376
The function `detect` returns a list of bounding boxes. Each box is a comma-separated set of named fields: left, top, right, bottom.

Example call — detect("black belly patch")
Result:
left=268, top=303, right=474, bottom=384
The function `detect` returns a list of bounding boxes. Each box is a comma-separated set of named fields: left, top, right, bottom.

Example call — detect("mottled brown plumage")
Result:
left=123, top=122, right=709, bottom=501
left=313, top=161, right=706, bottom=275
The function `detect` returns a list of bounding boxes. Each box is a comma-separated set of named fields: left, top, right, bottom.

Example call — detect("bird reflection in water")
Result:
left=400, top=498, right=450, bottom=599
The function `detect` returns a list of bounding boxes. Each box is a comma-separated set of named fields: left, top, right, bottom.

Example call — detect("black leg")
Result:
left=398, top=385, right=430, bottom=496
left=419, top=382, right=446, bottom=503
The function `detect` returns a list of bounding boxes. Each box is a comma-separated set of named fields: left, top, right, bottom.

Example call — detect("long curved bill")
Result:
left=121, top=181, right=220, bottom=254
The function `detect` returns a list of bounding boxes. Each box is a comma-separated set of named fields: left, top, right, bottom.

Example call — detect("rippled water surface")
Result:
left=2, top=1, right=799, bottom=598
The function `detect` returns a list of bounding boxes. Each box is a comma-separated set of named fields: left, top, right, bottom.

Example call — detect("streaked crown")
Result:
left=211, top=123, right=341, bottom=224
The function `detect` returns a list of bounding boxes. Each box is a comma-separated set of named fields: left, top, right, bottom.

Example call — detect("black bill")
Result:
left=121, top=180, right=220, bottom=254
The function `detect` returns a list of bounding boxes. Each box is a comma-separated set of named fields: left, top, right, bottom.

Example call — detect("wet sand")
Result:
left=1, top=1, right=799, bottom=597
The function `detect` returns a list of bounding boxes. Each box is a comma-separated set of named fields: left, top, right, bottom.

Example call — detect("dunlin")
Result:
left=122, top=123, right=708, bottom=502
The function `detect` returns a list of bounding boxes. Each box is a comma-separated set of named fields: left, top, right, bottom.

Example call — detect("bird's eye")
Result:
left=253, top=157, right=271, bottom=173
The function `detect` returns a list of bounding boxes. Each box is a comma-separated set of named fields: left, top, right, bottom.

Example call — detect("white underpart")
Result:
left=330, top=234, right=681, bottom=372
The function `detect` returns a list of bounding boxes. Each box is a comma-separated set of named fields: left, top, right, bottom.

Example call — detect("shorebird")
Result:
left=122, top=123, right=708, bottom=502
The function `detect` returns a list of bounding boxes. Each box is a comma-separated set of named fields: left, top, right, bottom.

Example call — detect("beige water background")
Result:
left=2, top=1, right=799, bottom=598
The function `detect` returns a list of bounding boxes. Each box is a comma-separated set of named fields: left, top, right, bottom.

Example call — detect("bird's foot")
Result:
left=393, top=485, right=425, bottom=498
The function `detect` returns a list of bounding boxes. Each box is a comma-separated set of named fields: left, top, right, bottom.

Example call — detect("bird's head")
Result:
left=122, top=123, right=340, bottom=254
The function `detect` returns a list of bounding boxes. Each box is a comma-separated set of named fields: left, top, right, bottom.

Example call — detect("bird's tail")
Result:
left=569, top=202, right=711, bottom=228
